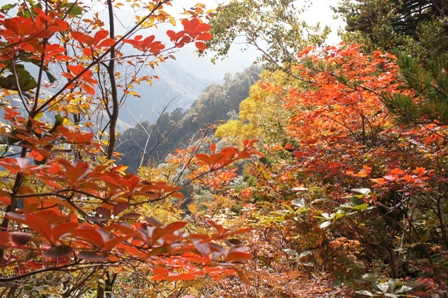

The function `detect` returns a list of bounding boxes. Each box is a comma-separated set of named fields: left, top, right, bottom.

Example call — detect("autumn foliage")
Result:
left=1, top=0, right=447, bottom=296
left=213, top=43, right=448, bottom=296
left=0, top=0, right=259, bottom=296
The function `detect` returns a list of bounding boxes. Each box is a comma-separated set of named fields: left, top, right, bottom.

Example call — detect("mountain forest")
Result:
left=0, top=0, right=447, bottom=297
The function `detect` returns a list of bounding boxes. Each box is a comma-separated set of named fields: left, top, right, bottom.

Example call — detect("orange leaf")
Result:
left=98, top=38, right=116, bottom=47
left=209, top=142, right=216, bottom=152
left=26, top=214, right=52, bottom=244
left=195, top=153, right=210, bottom=165
left=152, top=267, right=169, bottom=277
left=51, top=221, right=78, bottom=244
left=83, top=48, right=93, bottom=56
left=209, top=153, right=225, bottom=166
left=225, top=251, right=253, bottom=261
left=103, top=236, right=128, bottom=252
left=29, top=150, right=45, bottom=161
left=167, top=273, right=196, bottom=281
left=195, top=41, right=206, bottom=51
left=71, top=31, right=94, bottom=46
left=73, top=227, right=106, bottom=248
left=93, top=29, right=109, bottom=45
left=197, top=33, right=213, bottom=41
left=234, top=267, right=251, bottom=285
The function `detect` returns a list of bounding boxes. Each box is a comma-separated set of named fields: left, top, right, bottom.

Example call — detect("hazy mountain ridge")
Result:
left=119, top=60, right=218, bottom=126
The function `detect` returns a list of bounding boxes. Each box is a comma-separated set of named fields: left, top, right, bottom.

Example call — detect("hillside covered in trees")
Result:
left=0, top=0, right=447, bottom=297
left=117, top=65, right=262, bottom=172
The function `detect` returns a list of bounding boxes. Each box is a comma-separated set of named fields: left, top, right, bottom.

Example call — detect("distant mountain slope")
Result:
left=117, top=65, right=262, bottom=172
left=119, top=60, right=217, bottom=126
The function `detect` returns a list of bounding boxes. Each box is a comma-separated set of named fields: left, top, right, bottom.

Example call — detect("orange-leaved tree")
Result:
left=214, top=43, right=448, bottom=295
left=0, top=0, right=260, bottom=296
left=280, top=42, right=448, bottom=294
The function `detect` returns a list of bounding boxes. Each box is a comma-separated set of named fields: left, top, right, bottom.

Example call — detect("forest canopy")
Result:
left=0, top=0, right=447, bottom=297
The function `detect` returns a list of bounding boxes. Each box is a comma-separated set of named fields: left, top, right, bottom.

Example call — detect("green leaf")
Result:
left=1, top=3, right=17, bottom=13
left=44, top=70, right=58, bottom=83
left=353, top=203, right=368, bottom=211
left=0, top=65, right=37, bottom=91
left=334, top=210, right=346, bottom=219
left=63, top=3, right=83, bottom=17
left=349, top=196, right=363, bottom=206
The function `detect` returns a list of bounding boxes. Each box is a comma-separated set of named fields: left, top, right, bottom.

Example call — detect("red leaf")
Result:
left=64, top=161, right=90, bottom=187
left=207, top=220, right=226, bottom=234
left=103, top=236, right=128, bottom=252
left=0, top=232, right=11, bottom=247
left=98, top=38, right=115, bottom=47
left=225, top=251, right=253, bottom=261
left=26, top=214, right=52, bottom=244
left=109, top=223, right=137, bottom=236
left=73, top=227, right=106, bottom=248
left=113, top=202, right=130, bottom=216
left=166, top=29, right=177, bottom=41
left=234, top=267, right=251, bottom=285
left=51, top=221, right=78, bottom=244
left=83, top=48, right=93, bottom=56
left=71, top=31, right=94, bottom=46
left=165, top=221, right=188, bottom=231
left=27, top=261, right=43, bottom=270
left=170, top=191, right=184, bottom=199
left=182, top=19, right=192, bottom=32
left=81, top=83, right=96, bottom=95
left=67, top=64, right=85, bottom=75
left=195, top=153, right=210, bottom=165
left=11, top=232, right=31, bottom=246
left=210, top=142, right=217, bottom=152
left=35, top=208, right=70, bottom=224
left=0, top=193, right=11, bottom=205
left=195, top=41, right=206, bottom=51
left=29, top=150, right=45, bottom=161
left=209, top=153, right=225, bottom=166
left=96, top=207, right=112, bottom=219
left=195, top=23, right=211, bottom=33
left=0, top=158, right=32, bottom=173
left=196, top=33, right=213, bottom=41
left=152, top=267, right=169, bottom=277
left=94, top=29, right=109, bottom=45
left=5, top=212, right=26, bottom=224
left=3, top=19, right=20, bottom=35
left=182, top=252, right=211, bottom=264
left=167, top=274, right=196, bottom=281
